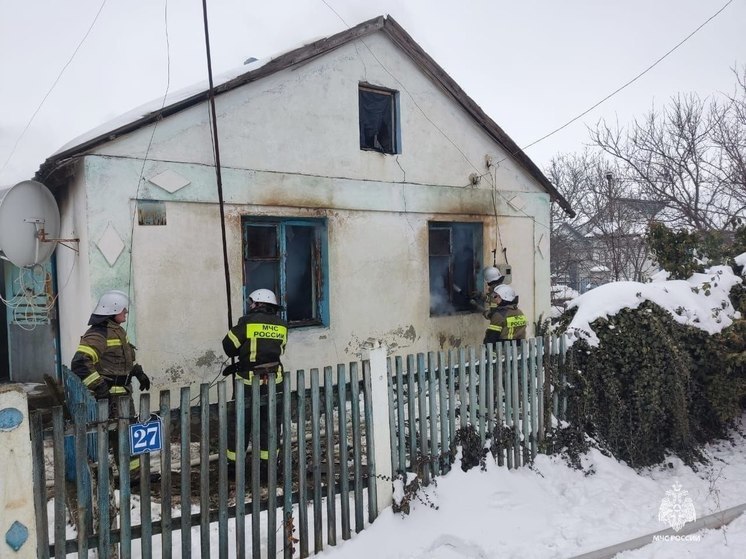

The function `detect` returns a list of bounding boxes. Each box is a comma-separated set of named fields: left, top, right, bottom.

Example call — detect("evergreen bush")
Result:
left=557, top=300, right=746, bottom=468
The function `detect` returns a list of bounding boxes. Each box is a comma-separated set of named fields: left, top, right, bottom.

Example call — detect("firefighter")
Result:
left=71, top=289, right=151, bottom=478
left=471, top=266, right=505, bottom=318
left=483, top=284, right=527, bottom=344
left=222, top=288, right=288, bottom=480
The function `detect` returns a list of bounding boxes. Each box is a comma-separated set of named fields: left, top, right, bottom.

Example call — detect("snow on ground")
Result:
left=314, top=265, right=746, bottom=559
left=318, top=417, right=746, bottom=559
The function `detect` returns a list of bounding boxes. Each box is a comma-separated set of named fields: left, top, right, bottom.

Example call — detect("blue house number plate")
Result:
left=129, top=418, right=163, bottom=456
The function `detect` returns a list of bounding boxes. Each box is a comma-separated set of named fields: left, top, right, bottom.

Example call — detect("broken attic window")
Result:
left=243, top=218, right=328, bottom=327
left=428, top=222, right=483, bottom=316
left=359, top=85, right=399, bottom=154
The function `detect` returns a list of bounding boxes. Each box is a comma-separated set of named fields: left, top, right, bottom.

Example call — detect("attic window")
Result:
left=359, top=84, right=400, bottom=154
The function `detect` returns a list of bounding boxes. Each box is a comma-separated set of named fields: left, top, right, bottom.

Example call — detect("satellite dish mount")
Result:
left=24, top=217, right=79, bottom=255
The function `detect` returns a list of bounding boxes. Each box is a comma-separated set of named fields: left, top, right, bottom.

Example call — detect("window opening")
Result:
left=243, top=219, right=328, bottom=327
left=359, top=85, right=399, bottom=154
left=428, top=222, right=483, bottom=316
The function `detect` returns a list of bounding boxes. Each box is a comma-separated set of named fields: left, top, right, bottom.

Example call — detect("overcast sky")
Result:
left=1, top=0, right=744, bottom=187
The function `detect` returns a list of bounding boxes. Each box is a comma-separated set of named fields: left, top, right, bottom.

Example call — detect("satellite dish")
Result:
left=0, top=180, right=60, bottom=268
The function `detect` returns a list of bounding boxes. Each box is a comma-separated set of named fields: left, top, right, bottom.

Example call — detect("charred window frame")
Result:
left=428, top=222, right=483, bottom=316
left=242, top=218, right=329, bottom=328
left=359, top=84, right=400, bottom=154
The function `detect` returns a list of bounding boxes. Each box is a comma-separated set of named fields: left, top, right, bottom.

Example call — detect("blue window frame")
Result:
left=428, top=221, right=483, bottom=316
left=242, top=217, right=329, bottom=327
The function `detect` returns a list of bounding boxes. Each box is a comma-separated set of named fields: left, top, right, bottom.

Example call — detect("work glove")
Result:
left=92, top=380, right=110, bottom=400
left=131, top=364, right=150, bottom=391
left=222, top=362, right=240, bottom=377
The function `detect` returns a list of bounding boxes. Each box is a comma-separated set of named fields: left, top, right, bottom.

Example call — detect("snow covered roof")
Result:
left=35, top=16, right=574, bottom=216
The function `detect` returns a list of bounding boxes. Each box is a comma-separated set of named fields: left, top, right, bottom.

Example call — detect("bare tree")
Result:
left=591, top=91, right=743, bottom=231
left=711, top=67, right=746, bottom=215
left=549, top=151, right=659, bottom=292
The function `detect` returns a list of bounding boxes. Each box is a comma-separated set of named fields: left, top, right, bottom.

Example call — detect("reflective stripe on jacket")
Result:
left=222, top=309, right=288, bottom=383
left=483, top=305, right=527, bottom=344
left=71, top=319, right=136, bottom=389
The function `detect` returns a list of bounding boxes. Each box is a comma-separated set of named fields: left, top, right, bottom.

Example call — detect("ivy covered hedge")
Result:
left=557, top=299, right=746, bottom=468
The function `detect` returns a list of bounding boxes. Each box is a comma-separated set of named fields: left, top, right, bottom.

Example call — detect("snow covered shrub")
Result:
left=540, top=423, right=593, bottom=470
left=451, top=425, right=487, bottom=472
left=558, top=301, right=746, bottom=468
left=391, top=472, right=439, bottom=515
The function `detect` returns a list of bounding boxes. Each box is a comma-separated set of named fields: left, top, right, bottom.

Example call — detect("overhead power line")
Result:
left=0, top=0, right=109, bottom=178
left=515, top=0, right=735, bottom=157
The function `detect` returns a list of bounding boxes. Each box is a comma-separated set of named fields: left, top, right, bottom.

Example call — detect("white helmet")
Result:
left=484, top=266, right=503, bottom=283
left=249, top=288, right=278, bottom=306
left=93, top=290, right=129, bottom=315
left=493, top=284, right=516, bottom=303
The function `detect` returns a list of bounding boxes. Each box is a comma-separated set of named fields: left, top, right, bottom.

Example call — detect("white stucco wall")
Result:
left=55, top=31, right=552, bottom=394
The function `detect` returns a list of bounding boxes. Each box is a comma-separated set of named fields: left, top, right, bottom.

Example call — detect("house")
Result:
left=552, top=197, right=664, bottom=295
left=7, top=16, right=572, bottom=391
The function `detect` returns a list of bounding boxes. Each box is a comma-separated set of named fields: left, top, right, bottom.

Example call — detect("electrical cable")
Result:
left=190, top=358, right=231, bottom=402
left=200, top=0, right=233, bottom=331
left=201, top=0, right=237, bottom=399
left=125, top=0, right=172, bottom=337
left=0, top=0, right=109, bottom=177
left=494, top=0, right=735, bottom=167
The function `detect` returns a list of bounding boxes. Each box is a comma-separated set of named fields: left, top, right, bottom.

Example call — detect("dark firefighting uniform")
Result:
left=222, top=306, right=288, bottom=467
left=483, top=303, right=527, bottom=344
left=71, top=314, right=140, bottom=473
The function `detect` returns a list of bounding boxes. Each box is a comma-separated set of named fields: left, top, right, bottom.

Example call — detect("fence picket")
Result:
left=387, top=357, right=398, bottom=478
left=438, top=351, right=449, bottom=475
left=495, top=343, right=505, bottom=467
left=349, top=362, right=364, bottom=533
left=94, top=400, right=110, bottom=559
left=362, top=359, right=378, bottom=522
left=528, top=339, right=538, bottom=459
left=234, top=380, right=246, bottom=559
left=324, top=366, right=337, bottom=547
left=416, top=353, right=429, bottom=484
left=199, top=384, right=211, bottom=559
left=406, top=354, right=416, bottom=470
left=458, top=349, right=467, bottom=430
left=297, top=370, right=309, bottom=558
left=448, top=350, right=456, bottom=461
left=394, top=356, right=405, bottom=474
left=427, top=352, right=439, bottom=477
left=159, top=390, right=172, bottom=559
left=217, top=382, right=229, bottom=559
left=268, top=375, right=279, bottom=558
left=118, top=397, right=132, bottom=559
left=251, top=376, right=261, bottom=558
left=478, top=345, right=487, bottom=445
left=468, top=347, right=477, bottom=430
left=30, top=412, right=49, bottom=559
left=310, top=369, right=323, bottom=553
left=486, top=343, right=495, bottom=441
left=338, top=364, right=352, bottom=541
left=53, top=406, right=65, bottom=559
left=520, top=340, right=531, bottom=465
left=179, top=388, right=191, bottom=558
left=139, top=393, right=153, bottom=559
left=510, top=341, right=521, bottom=468
left=283, top=373, right=294, bottom=559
